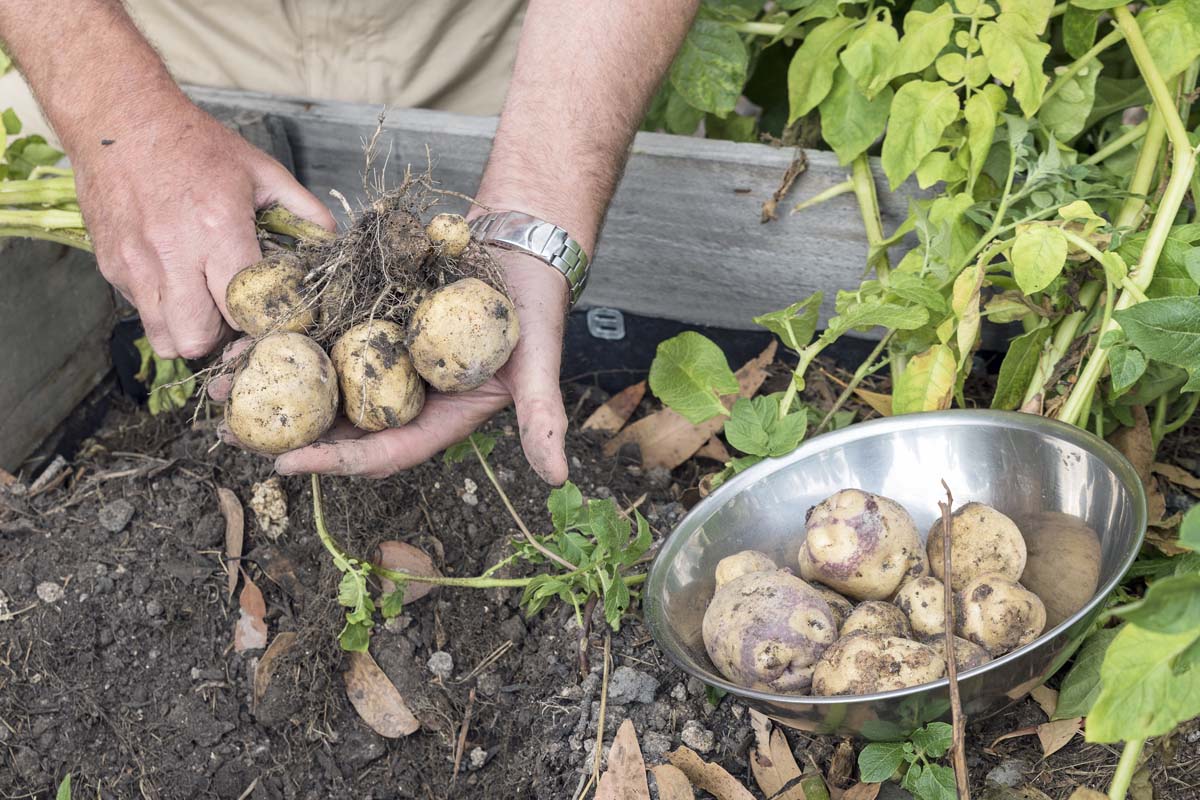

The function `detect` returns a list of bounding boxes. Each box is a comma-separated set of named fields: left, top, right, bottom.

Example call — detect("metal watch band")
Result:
left=468, top=211, right=590, bottom=307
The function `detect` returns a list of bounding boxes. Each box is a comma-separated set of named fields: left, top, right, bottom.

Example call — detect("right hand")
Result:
left=70, top=99, right=336, bottom=358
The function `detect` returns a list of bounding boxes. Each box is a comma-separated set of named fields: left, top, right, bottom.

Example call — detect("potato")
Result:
left=920, top=635, right=992, bottom=671
left=714, top=550, right=778, bottom=588
left=226, top=332, right=339, bottom=455
left=331, top=320, right=426, bottom=432
left=1017, top=511, right=1101, bottom=629
left=226, top=252, right=316, bottom=336
left=957, top=574, right=1047, bottom=657
left=927, top=502, right=1026, bottom=591
left=702, top=571, right=837, bottom=693
left=425, top=213, right=470, bottom=258
left=840, top=601, right=911, bottom=638
left=799, top=489, right=928, bottom=601
left=810, top=584, right=854, bottom=631
left=812, top=634, right=945, bottom=696
left=407, top=278, right=519, bottom=392
left=894, top=576, right=950, bottom=638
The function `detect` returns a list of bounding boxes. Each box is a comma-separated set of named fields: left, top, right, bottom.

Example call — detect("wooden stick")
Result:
left=451, top=688, right=477, bottom=785
left=939, top=480, right=971, bottom=800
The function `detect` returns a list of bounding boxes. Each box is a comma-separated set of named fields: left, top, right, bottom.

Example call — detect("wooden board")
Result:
left=189, top=86, right=918, bottom=332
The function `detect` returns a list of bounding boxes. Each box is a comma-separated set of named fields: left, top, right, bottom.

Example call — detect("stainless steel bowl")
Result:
left=644, top=410, right=1147, bottom=737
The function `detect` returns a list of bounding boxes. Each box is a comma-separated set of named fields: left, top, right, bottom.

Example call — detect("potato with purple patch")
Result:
left=956, top=574, right=1047, bottom=656
left=811, top=634, right=945, bottom=696
left=840, top=601, right=910, bottom=638
left=894, top=576, right=950, bottom=638
left=702, top=571, right=837, bottom=693
left=811, top=584, right=854, bottom=631
left=799, top=489, right=928, bottom=601
left=714, top=550, right=778, bottom=588
left=927, top=502, right=1026, bottom=591
left=920, top=635, right=991, bottom=670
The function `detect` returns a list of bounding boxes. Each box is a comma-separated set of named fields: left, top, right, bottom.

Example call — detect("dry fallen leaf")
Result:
left=1107, top=407, right=1165, bottom=523
left=650, top=764, right=695, bottom=800
left=373, top=541, right=442, bottom=603
left=344, top=650, right=420, bottom=738
left=1037, top=717, right=1081, bottom=758
left=695, top=436, right=732, bottom=463
left=1152, top=462, right=1200, bottom=492
left=251, top=544, right=304, bottom=597
left=668, top=747, right=755, bottom=800
left=853, top=388, right=893, bottom=417
left=253, top=631, right=297, bottom=712
left=749, top=710, right=803, bottom=799
left=842, top=784, right=881, bottom=800
left=217, top=487, right=245, bottom=600
left=0, top=466, right=17, bottom=487
left=583, top=381, right=646, bottom=435
left=233, top=570, right=268, bottom=653
left=596, top=719, right=651, bottom=800
left=827, top=739, right=856, bottom=790
left=1030, top=685, right=1058, bottom=719
left=987, top=726, right=1039, bottom=753
left=764, top=150, right=806, bottom=222
left=1067, top=788, right=1108, bottom=800
left=1146, top=516, right=1190, bottom=555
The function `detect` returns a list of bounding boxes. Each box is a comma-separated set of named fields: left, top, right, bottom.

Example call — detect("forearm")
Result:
left=474, top=0, right=699, bottom=254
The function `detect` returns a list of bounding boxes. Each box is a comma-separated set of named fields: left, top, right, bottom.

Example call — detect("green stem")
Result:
left=1085, top=122, right=1148, bottom=166
left=1152, top=394, right=1169, bottom=446
left=0, top=208, right=85, bottom=229
left=0, top=176, right=77, bottom=206
left=28, top=166, right=74, bottom=179
left=1162, top=391, right=1200, bottom=436
left=0, top=227, right=92, bottom=251
left=793, top=179, right=854, bottom=214
left=818, top=333, right=892, bottom=432
left=257, top=202, right=336, bottom=243
left=1108, top=738, right=1145, bottom=800
left=1115, top=108, right=1166, bottom=229
left=1020, top=281, right=1103, bottom=410
left=851, top=154, right=891, bottom=282
left=728, top=21, right=784, bottom=36
left=1041, top=28, right=1124, bottom=106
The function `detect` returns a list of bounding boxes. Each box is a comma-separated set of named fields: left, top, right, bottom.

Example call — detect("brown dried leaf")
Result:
left=748, top=710, right=803, bottom=798
left=1152, top=462, right=1200, bottom=492
left=217, top=487, right=245, bottom=600
left=583, top=381, right=647, bottom=435
left=344, top=650, right=420, bottom=738
left=1030, top=685, right=1058, bottom=719
left=842, top=784, right=881, bottom=800
left=827, top=739, right=856, bottom=789
left=650, top=764, right=695, bottom=800
left=695, top=436, right=732, bottom=463
left=987, top=726, right=1039, bottom=753
left=1037, top=717, right=1081, bottom=758
left=0, top=466, right=17, bottom=487
left=1067, top=789, right=1108, bottom=800
left=373, top=541, right=442, bottom=603
left=667, top=747, right=755, bottom=800
left=233, top=571, right=268, bottom=653
left=762, top=150, right=807, bottom=223
left=596, top=719, right=651, bottom=800
left=1107, top=408, right=1164, bottom=523
left=1146, top=516, right=1190, bottom=555
left=853, top=388, right=893, bottom=417
left=251, top=544, right=304, bottom=597
left=253, top=631, right=297, bottom=712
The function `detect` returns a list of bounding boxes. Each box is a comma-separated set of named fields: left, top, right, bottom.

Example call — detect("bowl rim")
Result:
left=644, top=408, right=1149, bottom=705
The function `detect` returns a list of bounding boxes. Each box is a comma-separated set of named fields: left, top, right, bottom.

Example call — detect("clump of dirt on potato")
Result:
left=811, top=634, right=945, bottom=696
left=840, top=600, right=911, bottom=638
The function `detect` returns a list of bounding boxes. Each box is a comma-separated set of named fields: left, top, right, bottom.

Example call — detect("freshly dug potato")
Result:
left=226, top=252, right=316, bottom=336
left=1017, top=511, right=1101, bottom=629
left=714, top=550, right=778, bottom=588
left=226, top=332, right=339, bottom=455
left=407, top=278, right=519, bottom=392
left=331, top=320, right=426, bottom=432
left=425, top=213, right=470, bottom=257
left=799, top=489, right=928, bottom=601
left=811, top=584, right=854, bottom=631
left=702, top=571, right=837, bottom=693
left=812, top=635, right=945, bottom=696
left=927, top=502, right=1026, bottom=591
left=920, top=635, right=992, bottom=670
left=957, top=574, right=1047, bottom=657
left=840, top=601, right=911, bottom=638
left=894, top=576, right=950, bottom=638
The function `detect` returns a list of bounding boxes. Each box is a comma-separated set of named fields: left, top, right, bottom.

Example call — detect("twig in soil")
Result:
left=236, top=777, right=259, bottom=800
left=578, top=596, right=598, bottom=679
left=938, top=480, right=971, bottom=800
left=456, top=640, right=515, bottom=684
left=451, top=688, right=477, bottom=785
left=593, top=632, right=613, bottom=791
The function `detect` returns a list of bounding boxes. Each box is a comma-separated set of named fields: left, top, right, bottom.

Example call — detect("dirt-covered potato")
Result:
left=799, top=489, right=928, bottom=601
left=956, top=574, right=1047, bottom=657
left=702, top=571, right=837, bottom=693
left=927, top=502, right=1026, bottom=591
left=425, top=213, right=470, bottom=258
left=894, top=576, right=950, bottom=638
left=810, top=584, right=854, bottom=631
left=226, top=252, right=316, bottom=336
left=920, top=635, right=992, bottom=671
left=226, top=332, right=339, bottom=455
left=840, top=601, right=911, bottom=638
left=407, top=278, right=519, bottom=392
left=812, top=634, right=946, bottom=696
left=714, top=550, right=778, bottom=588
left=331, top=320, right=426, bottom=432
left=1017, top=511, right=1101, bottom=629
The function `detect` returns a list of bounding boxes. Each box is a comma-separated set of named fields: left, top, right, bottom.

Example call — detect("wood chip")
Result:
left=596, top=719, right=651, bottom=800
left=604, top=341, right=776, bottom=470
left=217, top=487, right=245, bottom=600
left=667, top=747, right=755, bottom=800
left=1067, top=788, right=1108, bottom=800
left=1152, top=461, right=1200, bottom=492
left=373, top=541, right=442, bottom=603
left=695, top=436, right=732, bottom=463
left=253, top=631, right=297, bottom=713
left=842, top=784, right=881, bottom=800
left=650, top=764, right=695, bottom=800
left=1030, top=685, right=1058, bottom=719
left=344, top=650, right=420, bottom=738
left=1037, top=717, right=1081, bottom=758
left=827, top=739, right=855, bottom=790
left=233, top=570, right=268, bottom=653
left=583, top=381, right=646, bottom=435
left=749, top=710, right=804, bottom=799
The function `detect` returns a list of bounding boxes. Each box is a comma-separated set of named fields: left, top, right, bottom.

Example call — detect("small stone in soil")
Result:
left=427, top=650, right=454, bottom=680
left=469, top=746, right=488, bottom=770
left=607, top=666, right=659, bottom=705
left=670, top=683, right=687, bottom=702
left=986, top=757, right=1031, bottom=788
left=680, top=720, right=715, bottom=754
left=35, top=582, right=63, bottom=603
left=145, top=599, right=164, bottom=617
left=477, top=672, right=503, bottom=697
left=499, top=615, right=527, bottom=641
left=98, top=499, right=135, bottom=533
left=641, top=730, right=672, bottom=760
left=645, top=466, right=672, bottom=490
left=131, top=575, right=150, bottom=596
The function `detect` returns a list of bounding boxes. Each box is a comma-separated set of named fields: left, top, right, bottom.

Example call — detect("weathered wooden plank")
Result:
left=189, top=86, right=917, bottom=332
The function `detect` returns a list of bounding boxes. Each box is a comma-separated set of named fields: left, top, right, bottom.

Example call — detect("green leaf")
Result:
left=548, top=481, right=585, bottom=533
left=587, top=499, right=626, bottom=552
left=57, top=774, right=71, bottom=800
left=911, top=722, right=954, bottom=758
left=999, top=0, right=1055, bottom=36
left=1, top=107, right=20, bottom=137
left=979, top=14, right=1051, bottom=117
left=1055, top=625, right=1121, bottom=719
left=1181, top=504, right=1200, bottom=551
left=858, top=741, right=908, bottom=783
left=723, top=395, right=808, bottom=458
left=603, top=571, right=630, bottom=630
left=992, top=326, right=1052, bottom=410
left=1114, top=298, right=1200, bottom=390
left=826, top=300, right=930, bottom=338
left=1039, top=61, right=1100, bottom=141
left=0, top=45, right=10, bottom=76
left=839, top=18, right=900, bottom=98
left=339, top=621, right=372, bottom=652
left=888, top=272, right=949, bottom=315
left=788, top=15, right=858, bottom=122
left=380, top=589, right=406, bottom=619
left=1063, top=5, right=1100, bottom=59
left=880, top=80, right=960, bottom=189
left=630, top=512, right=653, bottom=559
left=893, top=344, right=956, bottom=414
left=892, top=5, right=956, bottom=77
left=753, top=293, right=824, bottom=352
left=338, top=571, right=368, bottom=609
left=1113, top=574, right=1200, bottom=634
left=648, top=331, right=739, bottom=423
left=443, top=432, right=497, bottom=464
left=901, top=762, right=924, bottom=795
left=1011, top=226, right=1068, bottom=294
left=820, top=67, right=893, bottom=166
left=914, top=763, right=958, bottom=800
left=670, top=19, right=750, bottom=116
left=705, top=112, right=757, bottom=142
left=1138, top=0, right=1200, bottom=82
left=665, top=90, right=705, bottom=134
left=1067, top=0, right=1123, bottom=9
left=1108, top=347, right=1147, bottom=396
left=725, top=397, right=771, bottom=456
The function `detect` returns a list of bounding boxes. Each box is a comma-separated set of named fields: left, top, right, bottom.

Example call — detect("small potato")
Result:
left=799, top=489, right=928, bottom=601
left=226, top=332, right=339, bottom=455
left=714, top=550, right=778, bottom=588
left=894, top=576, right=950, bottom=638
left=840, top=601, right=911, bottom=638
left=226, top=252, right=316, bottom=336
left=812, top=634, right=945, bottom=696
left=702, top=571, right=837, bottom=693
left=1017, top=511, right=1101, bottom=629
left=425, top=213, right=470, bottom=257
left=407, top=278, right=519, bottom=393
left=927, top=502, right=1026, bottom=591
left=920, top=635, right=991, bottom=671
left=810, top=584, right=854, bottom=631
left=957, top=574, right=1047, bottom=657
left=331, top=320, right=426, bottom=432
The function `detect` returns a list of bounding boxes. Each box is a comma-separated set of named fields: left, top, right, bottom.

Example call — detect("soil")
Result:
left=2, top=371, right=1200, bottom=800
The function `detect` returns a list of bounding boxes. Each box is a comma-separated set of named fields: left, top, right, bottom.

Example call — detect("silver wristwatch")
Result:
left=469, top=211, right=590, bottom=307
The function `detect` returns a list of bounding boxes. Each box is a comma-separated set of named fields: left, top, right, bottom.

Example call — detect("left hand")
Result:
left=209, top=250, right=571, bottom=484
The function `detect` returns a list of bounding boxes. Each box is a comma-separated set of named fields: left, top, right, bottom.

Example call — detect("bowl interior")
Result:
left=646, top=411, right=1146, bottom=701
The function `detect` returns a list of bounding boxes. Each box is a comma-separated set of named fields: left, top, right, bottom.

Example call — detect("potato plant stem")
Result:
left=851, top=155, right=890, bottom=282
left=792, top=179, right=854, bottom=214
left=257, top=203, right=336, bottom=243
left=817, top=332, right=892, bottom=432
left=0, top=208, right=85, bottom=229
left=1108, top=738, right=1145, bottom=800
left=0, top=176, right=77, bottom=206
left=1115, top=109, right=1166, bottom=230
left=1041, top=28, right=1124, bottom=106
left=0, top=227, right=92, bottom=251
left=1084, top=122, right=1148, bottom=166
left=727, top=21, right=784, bottom=36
